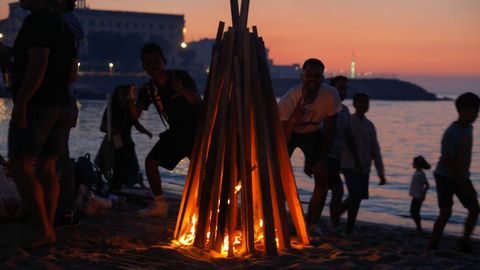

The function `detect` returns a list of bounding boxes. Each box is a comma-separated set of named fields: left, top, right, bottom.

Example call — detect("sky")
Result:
left=1, top=0, right=479, bottom=94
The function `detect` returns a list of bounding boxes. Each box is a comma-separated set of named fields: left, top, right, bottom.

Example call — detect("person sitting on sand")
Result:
left=95, top=85, right=152, bottom=191
left=340, top=92, right=386, bottom=235
left=277, top=58, right=342, bottom=236
left=430, top=92, right=480, bottom=252
left=128, top=43, right=202, bottom=217
left=409, top=155, right=430, bottom=233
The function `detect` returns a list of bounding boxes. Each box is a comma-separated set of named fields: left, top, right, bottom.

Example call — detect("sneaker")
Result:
left=309, top=224, right=323, bottom=237
left=138, top=196, right=168, bottom=218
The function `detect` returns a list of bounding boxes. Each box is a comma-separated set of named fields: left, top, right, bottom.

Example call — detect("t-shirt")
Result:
left=278, top=83, right=342, bottom=133
left=434, top=121, right=473, bottom=180
left=409, top=170, right=428, bottom=199
left=341, top=114, right=385, bottom=176
left=12, top=9, right=75, bottom=107
left=137, top=69, right=200, bottom=131
left=329, top=104, right=351, bottom=160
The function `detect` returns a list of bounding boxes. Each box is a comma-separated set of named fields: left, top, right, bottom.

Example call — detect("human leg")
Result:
left=410, top=198, right=423, bottom=231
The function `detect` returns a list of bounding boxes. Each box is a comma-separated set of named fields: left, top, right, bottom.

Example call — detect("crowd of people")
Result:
left=0, top=0, right=479, bottom=254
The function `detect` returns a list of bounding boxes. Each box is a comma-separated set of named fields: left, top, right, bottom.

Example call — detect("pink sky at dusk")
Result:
left=1, top=0, right=479, bottom=93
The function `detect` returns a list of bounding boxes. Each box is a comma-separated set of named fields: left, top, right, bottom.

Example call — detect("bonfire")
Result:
left=173, top=0, right=309, bottom=256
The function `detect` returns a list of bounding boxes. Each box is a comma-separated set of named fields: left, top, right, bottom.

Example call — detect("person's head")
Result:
left=352, top=92, right=370, bottom=116
left=330, top=75, right=349, bottom=101
left=20, top=0, right=59, bottom=11
left=300, top=58, right=325, bottom=100
left=412, top=155, right=431, bottom=170
left=140, top=43, right=167, bottom=84
left=112, top=85, right=130, bottom=107
left=455, top=92, right=480, bottom=124
left=57, top=0, right=76, bottom=13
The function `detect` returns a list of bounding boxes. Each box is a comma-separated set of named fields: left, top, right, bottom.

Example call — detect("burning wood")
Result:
left=174, top=0, right=309, bottom=256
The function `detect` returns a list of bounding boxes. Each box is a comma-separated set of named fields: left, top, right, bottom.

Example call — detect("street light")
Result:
left=108, top=62, right=114, bottom=73
left=0, top=33, right=3, bottom=40
left=180, top=42, right=188, bottom=49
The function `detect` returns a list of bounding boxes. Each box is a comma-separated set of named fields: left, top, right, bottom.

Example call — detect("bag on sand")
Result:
left=0, top=163, right=22, bottom=218
left=74, top=153, right=106, bottom=193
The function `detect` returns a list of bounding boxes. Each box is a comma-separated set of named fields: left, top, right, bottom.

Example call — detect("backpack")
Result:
left=74, top=153, right=106, bottom=193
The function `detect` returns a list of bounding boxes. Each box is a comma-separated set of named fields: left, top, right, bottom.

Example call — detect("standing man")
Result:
left=9, top=0, right=75, bottom=247
left=327, top=75, right=361, bottom=230
left=128, top=43, right=202, bottom=217
left=340, top=93, right=386, bottom=235
left=278, top=58, right=342, bottom=235
left=430, top=92, right=479, bottom=252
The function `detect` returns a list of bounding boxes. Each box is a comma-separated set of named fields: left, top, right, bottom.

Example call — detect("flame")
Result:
left=234, top=183, right=242, bottom=193
left=178, top=214, right=197, bottom=245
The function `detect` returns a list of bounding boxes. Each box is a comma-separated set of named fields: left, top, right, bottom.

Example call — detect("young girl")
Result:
left=409, top=155, right=431, bottom=232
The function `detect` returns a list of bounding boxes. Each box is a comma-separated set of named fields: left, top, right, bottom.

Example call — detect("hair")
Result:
left=302, top=58, right=325, bottom=71
left=455, top=92, right=480, bottom=113
left=330, top=75, right=348, bottom=87
left=353, top=92, right=370, bottom=103
left=413, top=155, right=431, bottom=170
left=140, top=43, right=166, bottom=63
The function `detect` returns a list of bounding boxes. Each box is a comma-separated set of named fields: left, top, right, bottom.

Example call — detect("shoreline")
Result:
left=1, top=190, right=479, bottom=269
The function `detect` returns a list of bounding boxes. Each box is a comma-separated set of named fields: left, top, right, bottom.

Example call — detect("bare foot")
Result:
left=23, top=229, right=56, bottom=250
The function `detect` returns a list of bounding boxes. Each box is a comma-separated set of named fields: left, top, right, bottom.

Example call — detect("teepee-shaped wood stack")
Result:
left=174, top=0, right=309, bottom=256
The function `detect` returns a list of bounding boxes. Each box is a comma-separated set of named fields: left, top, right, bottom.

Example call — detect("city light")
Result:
left=180, top=42, right=188, bottom=49
left=0, top=33, right=3, bottom=40
left=182, top=27, right=187, bottom=34
left=108, top=62, right=114, bottom=73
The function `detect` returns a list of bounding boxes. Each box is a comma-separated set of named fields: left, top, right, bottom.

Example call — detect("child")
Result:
left=409, top=155, right=430, bottom=233
left=430, top=92, right=480, bottom=252
left=340, top=92, right=386, bottom=235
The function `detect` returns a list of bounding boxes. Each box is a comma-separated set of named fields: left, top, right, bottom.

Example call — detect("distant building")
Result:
left=0, top=1, right=186, bottom=72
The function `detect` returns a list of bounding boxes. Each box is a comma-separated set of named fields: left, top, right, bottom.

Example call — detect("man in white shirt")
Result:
left=278, top=58, right=342, bottom=235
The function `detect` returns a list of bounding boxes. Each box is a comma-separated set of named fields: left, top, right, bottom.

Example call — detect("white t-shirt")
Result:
left=409, top=170, right=428, bottom=199
left=278, top=84, right=342, bottom=134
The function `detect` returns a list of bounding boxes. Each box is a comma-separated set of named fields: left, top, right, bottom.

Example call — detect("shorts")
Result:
left=287, top=130, right=322, bottom=169
left=146, top=128, right=195, bottom=170
left=8, top=105, right=72, bottom=160
left=342, top=169, right=369, bottom=199
left=434, top=173, right=478, bottom=209
left=327, top=157, right=342, bottom=190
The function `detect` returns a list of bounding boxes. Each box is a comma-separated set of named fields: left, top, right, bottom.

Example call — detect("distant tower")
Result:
left=77, top=0, right=88, bottom=10
left=350, top=51, right=356, bottom=79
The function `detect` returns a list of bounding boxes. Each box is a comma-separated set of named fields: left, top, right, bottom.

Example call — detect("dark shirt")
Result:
left=137, top=69, right=200, bottom=131
left=13, top=8, right=75, bottom=106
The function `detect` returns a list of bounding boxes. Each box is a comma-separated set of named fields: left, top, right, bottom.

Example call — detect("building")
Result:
left=0, top=0, right=186, bottom=72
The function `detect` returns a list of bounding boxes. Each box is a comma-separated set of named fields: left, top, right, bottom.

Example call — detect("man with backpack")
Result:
left=128, top=43, right=202, bottom=217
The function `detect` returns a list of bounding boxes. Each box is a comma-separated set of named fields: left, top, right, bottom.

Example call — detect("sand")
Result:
left=0, top=191, right=479, bottom=270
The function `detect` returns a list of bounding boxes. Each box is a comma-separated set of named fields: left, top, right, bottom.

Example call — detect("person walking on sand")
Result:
left=128, top=43, right=202, bottom=218
left=327, top=75, right=361, bottom=230
left=278, top=58, right=342, bottom=236
left=409, top=155, right=430, bottom=233
left=430, top=92, right=479, bottom=253
left=340, top=92, right=386, bottom=235
left=8, top=0, right=75, bottom=247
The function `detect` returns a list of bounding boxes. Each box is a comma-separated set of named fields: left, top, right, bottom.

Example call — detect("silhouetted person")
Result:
left=128, top=43, right=201, bottom=217
left=340, top=93, right=386, bottom=235
left=430, top=92, right=480, bottom=253
left=8, top=0, right=75, bottom=247
left=409, top=155, right=430, bottom=233
left=96, top=85, right=152, bottom=190
left=54, top=0, right=85, bottom=228
left=328, top=75, right=361, bottom=230
left=278, top=58, right=342, bottom=236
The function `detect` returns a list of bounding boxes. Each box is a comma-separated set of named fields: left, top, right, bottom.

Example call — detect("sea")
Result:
left=0, top=98, right=478, bottom=239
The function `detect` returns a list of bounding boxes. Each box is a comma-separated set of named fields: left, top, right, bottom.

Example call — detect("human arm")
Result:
left=171, top=70, right=202, bottom=106
left=371, top=124, right=386, bottom=185
left=11, top=47, right=49, bottom=129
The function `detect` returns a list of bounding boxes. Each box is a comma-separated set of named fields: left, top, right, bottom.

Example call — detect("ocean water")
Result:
left=0, top=98, right=478, bottom=238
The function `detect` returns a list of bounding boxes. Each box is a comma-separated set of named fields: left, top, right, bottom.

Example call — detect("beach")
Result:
left=1, top=190, right=479, bottom=270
